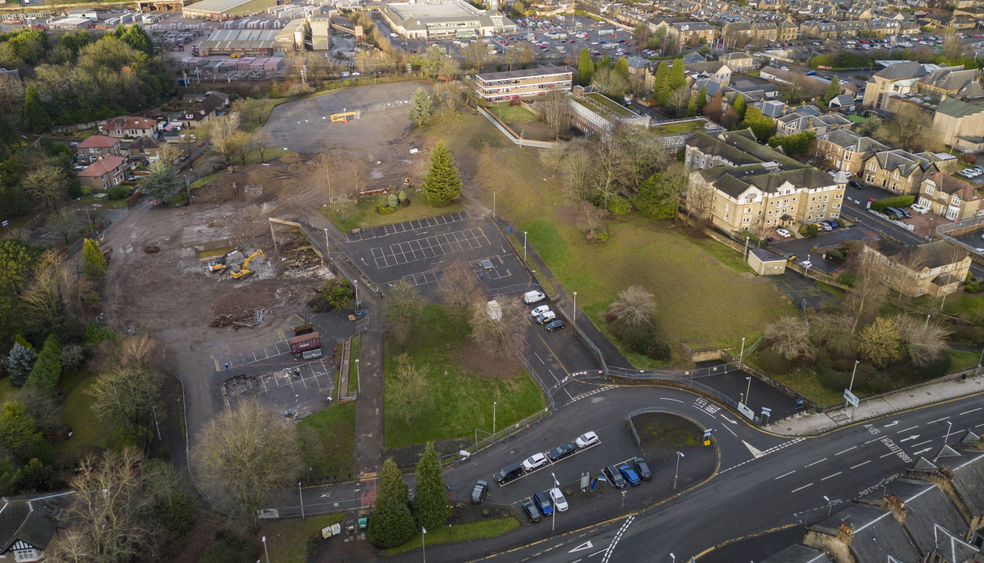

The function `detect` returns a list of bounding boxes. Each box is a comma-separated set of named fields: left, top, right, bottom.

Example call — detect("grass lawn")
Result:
left=385, top=517, right=521, bottom=556
left=652, top=119, right=713, bottom=135
left=263, top=513, right=347, bottom=563
left=943, top=291, right=984, bottom=320
left=949, top=348, right=981, bottom=372
left=239, top=148, right=291, bottom=166
left=322, top=191, right=462, bottom=233
left=191, top=173, right=218, bottom=190
left=243, top=98, right=290, bottom=132
left=745, top=354, right=844, bottom=407
left=80, top=195, right=127, bottom=209
left=54, top=370, right=113, bottom=452
left=419, top=114, right=796, bottom=359
left=297, top=402, right=357, bottom=479
left=489, top=103, right=538, bottom=123
left=384, top=304, right=546, bottom=448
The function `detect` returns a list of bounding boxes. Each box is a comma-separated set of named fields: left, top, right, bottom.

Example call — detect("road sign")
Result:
left=703, top=428, right=713, bottom=437
left=761, top=407, right=772, bottom=417
left=844, top=389, right=860, bottom=408
left=795, top=397, right=806, bottom=410
left=1, top=221, right=7, bottom=227
left=737, top=402, right=755, bottom=421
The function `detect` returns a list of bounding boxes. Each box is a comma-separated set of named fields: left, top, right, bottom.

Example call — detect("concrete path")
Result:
left=765, top=370, right=984, bottom=436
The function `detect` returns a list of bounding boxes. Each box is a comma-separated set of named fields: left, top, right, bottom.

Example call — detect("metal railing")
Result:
left=625, top=407, right=708, bottom=448
left=936, top=214, right=984, bottom=236
left=608, top=361, right=742, bottom=380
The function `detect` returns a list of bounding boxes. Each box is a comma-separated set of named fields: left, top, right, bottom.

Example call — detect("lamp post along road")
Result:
left=492, top=401, right=497, bottom=443
left=673, top=452, right=685, bottom=489
left=744, top=377, right=751, bottom=406
left=977, top=345, right=984, bottom=377
left=847, top=360, right=860, bottom=417
left=738, top=337, right=745, bottom=369
left=573, top=292, right=577, bottom=325
left=524, top=231, right=528, bottom=262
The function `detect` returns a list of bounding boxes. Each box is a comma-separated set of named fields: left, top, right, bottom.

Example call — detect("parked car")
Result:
left=548, top=442, right=576, bottom=461
left=531, top=305, right=551, bottom=317
left=545, top=319, right=566, bottom=332
left=471, top=480, right=489, bottom=504
left=549, top=487, right=569, bottom=512
left=604, top=465, right=627, bottom=489
left=819, top=223, right=832, bottom=232
left=575, top=431, right=599, bottom=448
left=522, top=499, right=541, bottom=522
left=783, top=253, right=797, bottom=262
left=618, top=464, right=641, bottom=486
left=522, top=453, right=548, bottom=472
left=910, top=204, right=929, bottom=214
left=494, top=462, right=523, bottom=485
left=821, top=220, right=838, bottom=230
left=897, top=207, right=912, bottom=219
left=523, top=290, right=546, bottom=304
left=633, top=457, right=652, bottom=481
left=776, top=228, right=792, bottom=238
left=848, top=180, right=863, bottom=189
left=800, top=260, right=813, bottom=269
left=536, top=311, right=557, bottom=324
left=885, top=206, right=904, bottom=218
left=533, top=492, right=553, bottom=516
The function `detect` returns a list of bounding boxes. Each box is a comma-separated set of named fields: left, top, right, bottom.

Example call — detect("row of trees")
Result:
left=368, top=444, right=447, bottom=548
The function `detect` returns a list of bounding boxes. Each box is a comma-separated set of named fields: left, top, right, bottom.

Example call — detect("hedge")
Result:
left=25, top=335, right=62, bottom=392
left=870, top=195, right=914, bottom=213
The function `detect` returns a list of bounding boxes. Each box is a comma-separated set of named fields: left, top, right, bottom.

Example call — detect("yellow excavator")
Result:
left=229, top=249, right=266, bottom=279
left=208, top=248, right=240, bottom=273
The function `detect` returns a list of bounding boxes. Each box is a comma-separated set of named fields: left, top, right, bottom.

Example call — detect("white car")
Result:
left=776, top=228, right=792, bottom=238
left=549, top=488, right=569, bottom=512
left=909, top=204, right=929, bottom=214
left=524, top=290, right=546, bottom=304
left=536, top=310, right=557, bottom=324
left=531, top=305, right=551, bottom=317
left=800, top=260, right=813, bottom=269
left=976, top=248, right=984, bottom=254
left=522, top=452, right=548, bottom=472
left=575, top=431, right=599, bottom=449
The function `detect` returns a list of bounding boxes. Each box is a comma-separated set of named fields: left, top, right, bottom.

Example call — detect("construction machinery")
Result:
left=207, top=249, right=239, bottom=273
left=330, top=111, right=361, bottom=123
left=229, top=249, right=266, bottom=279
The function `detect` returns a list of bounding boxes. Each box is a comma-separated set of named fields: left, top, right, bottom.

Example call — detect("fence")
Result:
left=476, top=106, right=561, bottom=149
left=471, top=406, right=553, bottom=454
left=1, top=213, right=43, bottom=241
left=935, top=214, right=984, bottom=237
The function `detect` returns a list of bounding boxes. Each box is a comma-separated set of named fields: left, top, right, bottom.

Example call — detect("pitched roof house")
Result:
left=77, top=155, right=129, bottom=192
left=0, top=492, right=72, bottom=563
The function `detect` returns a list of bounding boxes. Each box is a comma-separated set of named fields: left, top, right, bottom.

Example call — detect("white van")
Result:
left=523, top=290, right=546, bottom=304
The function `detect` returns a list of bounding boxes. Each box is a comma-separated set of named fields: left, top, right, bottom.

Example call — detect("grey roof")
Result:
left=874, top=60, right=931, bottom=81
left=682, top=52, right=707, bottom=64
left=859, top=478, right=967, bottom=555
left=818, top=129, right=888, bottom=153
left=810, top=504, right=921, bottom=563
left=729, top=77, right=779, bottom=94
left=930, top=525, right=979, bottom=563
left=957, top=430, right=980, bottom=447
left=941, top=449, right=984, bottom=517
left=829, top=94, right=855, bottom=107
left=758, top=100, right=788, bottom=118
left=877, top=240, right=968, bottom=271
left=919, top=66, right=979, bottom=91
left=869, top=149, right=934, bottom=178
left=761, top=544, right=827, bottom=563
left=0, top=493, right=72, bottom=554
left=476, top=66, right=572, bottom=82
left=750, top=248, right=786, bottom=262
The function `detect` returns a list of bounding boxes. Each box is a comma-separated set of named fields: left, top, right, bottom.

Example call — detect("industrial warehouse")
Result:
left=182, top=0, right=278, bottom=21
left=378, top=0, right=517, bottom=39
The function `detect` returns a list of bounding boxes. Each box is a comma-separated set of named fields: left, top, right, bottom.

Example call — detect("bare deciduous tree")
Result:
left=192, top=398, right=301, bottom=531
left=22, top=165, right=68, bottom=210
left=438, top=261, right=479, bottom=332
left=249, top=130, right=275, bottom=164
left=765, top=315, right=814, bottom=360
left=845, top=244, right=888, bottom=332
left=469, top=295, right=528, bottom=358
left=21, top=261, right=62, bottom=330
left=45, top=208, right=82, bottom=245
left=562, top=142, right=594, bottom=202
left=541, top=90, right=572, bottom=138
left=685, top=171, right=714, bottom=225
left=88, top=364, right=164, bottom=439
left=808, top=312, right=854, bottom=357
left=573, top=200, right=608, bottom=239
left=387, top=279, right=423, bottom=350
left=390, top=353, right=430, bottom=423
left=199, top=112, right=242, bottom=164
left=608, top=286, right=658, bottom=327
left=893, top=313, right=950, bottom=366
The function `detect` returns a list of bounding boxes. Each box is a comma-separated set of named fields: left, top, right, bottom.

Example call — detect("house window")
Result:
left=14, top=548, right=40, bottom=562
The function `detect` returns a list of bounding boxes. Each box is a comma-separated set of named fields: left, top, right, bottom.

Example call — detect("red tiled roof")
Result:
left=77, top=135, right=119, bottom=149
left=78, top=156, right=127, bottom=177
left=101, top=117, right=157, bottom=130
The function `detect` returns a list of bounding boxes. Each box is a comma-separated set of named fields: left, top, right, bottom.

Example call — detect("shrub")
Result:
left=817, top=359, right=850, bottom=391
left=757, top=348, right=795, bottom=375
left=950, top=325, right=984, bottom=346
left=965, top=155, right=977, bottom=165
left=388, top=194, right=399, bottom=208
left=84, top=323, right=115, bottom=348
left=25, top=335, right=62, bottom=391
left=593, top=230, right=610, bottom=242
left=60, top=344, right=86, bottom=370
left=107, top=185, right=128, bottom=200
left=806, top=224, right=819, bottom=236
left=197, top=530, right=261, bottom=563
left=608, top=196, right=632, bottom=215
left=837, top=270, right=856, bottom=287
left=869, top=195, right=915, bottom=213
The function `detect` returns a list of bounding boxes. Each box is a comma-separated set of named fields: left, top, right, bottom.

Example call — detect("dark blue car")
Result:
left=618, top=464, right=641, bottom=487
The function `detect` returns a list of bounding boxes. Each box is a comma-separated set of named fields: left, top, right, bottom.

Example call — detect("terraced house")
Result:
left=684, top=130, right=846, bottom=232
left=861, top=149, right=942, bottom=195
left=814, top=130, right=888, bottom=174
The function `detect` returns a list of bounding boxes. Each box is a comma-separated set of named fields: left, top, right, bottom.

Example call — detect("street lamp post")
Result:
left=261, top=536, right=270, bottom=563
left=324, top=228, right=330, bottom=260
left=945, top=420, right=953, bottom=444
left=926, top=314, right=931, bottom=328
left=847, top=360, right=860, bottom=417
left=353, top=280, right=359, bottom=312
left=738, top=337, right=746, bottom=368
left=671, top=553, right=676, bottom=563
left=824, top=495, right=832, bottom=517
left=573, top=292, right=577, bottom=325
left=523, top=231, right=528, bottom=261
left=551, top=472, right=560, bottom=531
left=355, top=359, right=360, bottom=394
left=976, top=345, right=984, bottom=377
left=492, top=401, right=497, bottom=443
left=673, top=451, right=685, bottom=489
left=422, top=528, right=427, bottom=563
left=744, top=377, right=751, bottom=406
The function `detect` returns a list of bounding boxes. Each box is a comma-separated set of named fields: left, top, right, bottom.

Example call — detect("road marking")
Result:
left=806, top=458, right=827, bottom=467
left=775, top=470, right=796, bottom=480
left=896, top=426, right=919, bottom=434
left=976, top=423, right=984, bottom=428
left=835, top=446, right=857, bottom=456
left=743, top=441, right=765, bottom=459
left=722, top=425, right=737, bottom=437
left=928, top=417, right=951, bottom=424
left=851, top=460, right=871, bottom=469
left=589, top=550, right=605, bottom=557
left=912, top=440, right=932, bottom=447
left=534, top=353, right=545, bottom=365
left=721, top=415, right=738, bottom=424
left=960, top=407, right=982, bottom=415
left=899, top=435, right=920, bottom=443
left=791, top=483, right=814, bottom=493
left=821, top=472, right=842, bottom=481
left=914, top=448, right=933, bottom=455
left=661, top=398, right=684, bottom=403
left=569, top=541, right=594, bottom=553
left=880, top=451, right=899, bottom=459
left=884, top=421, right=898, bottom=428
left=865, top=437, right=884, bottom=444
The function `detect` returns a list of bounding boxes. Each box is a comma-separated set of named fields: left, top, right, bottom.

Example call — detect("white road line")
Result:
left=722, top=425, right=737, bottom=437
left=775, top=471, right=796, bottom=480
left=914, top=448, right=933, bottom=455
left=865, top=437, right=883, bottom=444
left=896, top=426, right=919, bottom=434
left=880, top=451, right=899, bottom=459
left=960, top=407, right=983, bottom=415
left=821, top=472, right=842, bottom=481
left=976, top=423, right=984, bottom=428
left=661, top=398, right=684, bottom=403
left=835, top=446, right=857, bottom=456
left=851, top=460, right=871, bottom=469
left=928, top=417, right=951, bottom=424
left=806, top=458, right=827, bottom=467
left=588, top=550, right=606, bottom=557
left=911, top=440, right=932, bottom=447
left=791, top=483, right=814, bottom=493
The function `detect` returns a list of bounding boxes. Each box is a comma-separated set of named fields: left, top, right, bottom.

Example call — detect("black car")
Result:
left=633, top=457, right=652, bottom=481
left=533, top=492, right=553, bottom=516
left=471, top=480, right=489, bottom=504
left=545, top=319, right=566, bottom=332
left=521, top=499, right=541, bottom=522
left=848, top=180, right=863, bottom=189
left=548, top=442, right=576, bottom=461
left=604, top=465, right=626, bottom=489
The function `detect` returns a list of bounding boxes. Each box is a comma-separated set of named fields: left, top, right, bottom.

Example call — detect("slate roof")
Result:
left=940, top=448, right=984, bottom=517
left=757, top=100, right=788, bottom=118
left=729, top=77, right=779, bottom=95
left=859, top=478, right=968, bottom=556
left=818, top=130, right=888, bottom=153
left=877, top=240, right=968, bottom=270
left=691, top=79, right=723, bottom=97
left=829, top=94, right=855, bottom=107
left=937, top=96, right=984, bottom=118
left=869, top=149, right=933, bottom=178
left=873, top=60, right=931, bottom=81
left=760, top=544, right=827, bottom=563
left=930, top=525, right=979, bottom=563
left=809, top=504, right=922, bottom=563
left=919, top=66, right=979, bottom=91
left=682, top=52, right=707, bottom=63
left=0, top=492, right=72, bottom=554
left=688, top=132, right=765, bottom=166
left=922, top=172, right=979, bottom=205
left=128, top=136, right=160, bottom=151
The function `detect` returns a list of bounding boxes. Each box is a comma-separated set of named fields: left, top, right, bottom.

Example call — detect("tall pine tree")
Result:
left=696, top=85, right=708, bottom=113
left=22, top=86, right=51, bottom=134
left=668, top=58, right=686, bottom=90
left=423, top=142, right=462, bottom=207
left=653, top=62, right=670, bottom=106
left=578, top=48, right=595, bottom=85
left=368, top=459, right=416, bottom=548
left=413, top=442, right=447, bottom=530
left=614, top=57, right=629, bottom=79
left=121, top=25, right=155, bottom=57
left=732, top=93, right=747, bottom=119
left=5, top=343, right=36, bottom=387
left=82, top=239, right=106, bottom=280
left=823, top=77, right=841, bottom=105
left=686, top=95, right=698, bottom=117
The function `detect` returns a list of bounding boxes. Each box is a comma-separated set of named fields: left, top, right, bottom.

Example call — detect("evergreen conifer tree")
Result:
left=578, top=49, right=595, bottom=85
left=423, top=142, right=462, bottom=207
left=823, top=77, right=841, bottom=105
left=82, top=239, right=106, bottom=280
left=653, top=62, right=670, bottom=106
left=408, top=88, right=433, bottom=127
left=732, top=93, right=747, bottom=119
left=614, top=57, right=629, bottom=79
left=668, top=58, right=686, bottom=90
left=5, top=343, right=36, bottom=387
left=696, top=85, right=708, bottom=112
left=22, top=86, right=51, bottom=134
left=413, top=442, right=447, bottom=530
left=367, top=459, right=416, bottom=548
left=687, top=95, right=698, bottom=117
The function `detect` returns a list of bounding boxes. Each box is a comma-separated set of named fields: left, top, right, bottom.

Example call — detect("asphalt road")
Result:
left=389, top=386, right=984, bottom=563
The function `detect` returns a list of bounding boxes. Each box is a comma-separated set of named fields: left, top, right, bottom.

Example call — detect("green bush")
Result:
left=157, top=491, right=196, bottom=539
left=608, top=196, right=632, bottom=215
left=757, top=347, right=795, bottom=375
left=376, top=204, right=396, bottom=215
left=869, top=195, right=914, bottom=213
left=950, top=325, right=984, bottom=346
left=25, top=335, right=62, bottom=391
left=609, top=317, right=671, bottom=360
left=197, top=530, right=261, bottom=563
left=84, top=323, right=115, bottom=348
left=817, top=359, right=850, bottom=391
left=107, top=185, right=128, bottom=200
left=593, top=230, right=610, bottom=242
left=838, top=270, right=857, bottom=287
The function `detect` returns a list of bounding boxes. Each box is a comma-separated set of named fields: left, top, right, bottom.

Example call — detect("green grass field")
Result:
left=297, top=402, right=357, bottom=480
left=489, top=103, right=539, bottom=123
left=322, top=191, right=462, bottom=232
left=949, top=348, right=981, bottom=372
left=385, top=518, right=521, bottom=556
left=55, top=370, right=113, bottom=452
left=384, top=304, right=546, bottom=448
left=264, top=513, right=347, bottom=563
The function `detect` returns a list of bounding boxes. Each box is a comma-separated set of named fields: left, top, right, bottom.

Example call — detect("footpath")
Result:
left=765, top=370, right=984, bottom=436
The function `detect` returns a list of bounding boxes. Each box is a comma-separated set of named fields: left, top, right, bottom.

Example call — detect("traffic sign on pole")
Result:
left=843, top=389, right=860, bottom=407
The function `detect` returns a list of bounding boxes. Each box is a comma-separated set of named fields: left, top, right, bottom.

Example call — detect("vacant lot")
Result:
left=297, top=401, right=356, bottom=480
left=384, top=304, right=545, bottom=448
left=412, top=114, right=795, bottom=356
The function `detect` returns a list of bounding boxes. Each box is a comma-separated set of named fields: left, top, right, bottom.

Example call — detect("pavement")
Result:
left=769, top=270, right=840, bottom=310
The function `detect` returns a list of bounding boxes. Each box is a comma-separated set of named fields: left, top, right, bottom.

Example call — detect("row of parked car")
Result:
left=520, top=488, right=569, bottom=522
left=492, top=431, right=600, bottom=486
left=523, top=291, right=566, bottom=332
left=958, top=166, right=984, bottom=180
left=603, top=457, right=652, bottom=489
